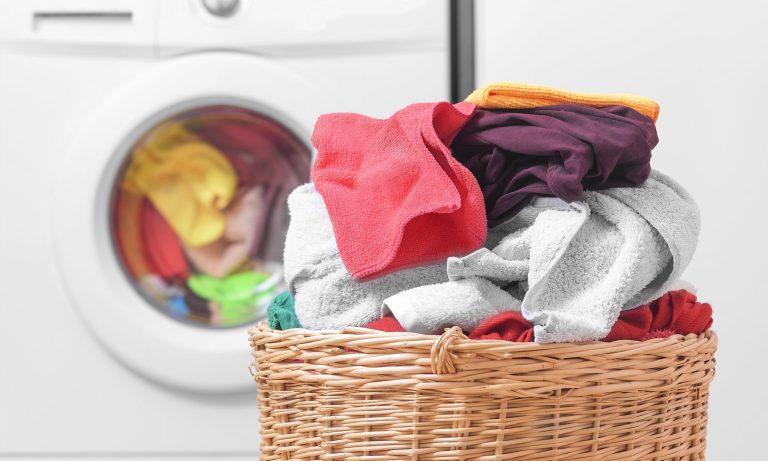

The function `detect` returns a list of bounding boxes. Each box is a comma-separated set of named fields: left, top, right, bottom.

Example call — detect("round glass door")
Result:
left=111, top=105, right=310, bottom=328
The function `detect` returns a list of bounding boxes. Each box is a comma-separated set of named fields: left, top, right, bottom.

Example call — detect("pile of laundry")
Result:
left=267, top=82, right=713, bottom=343
left=114, top=107, right=310, bottom=326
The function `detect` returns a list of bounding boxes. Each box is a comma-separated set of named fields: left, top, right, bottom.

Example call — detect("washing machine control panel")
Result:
left=0, top=0, right=447, bottom=56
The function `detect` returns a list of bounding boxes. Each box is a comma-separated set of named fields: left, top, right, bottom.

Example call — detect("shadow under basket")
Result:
left=249, top=324, right=717, bottom=460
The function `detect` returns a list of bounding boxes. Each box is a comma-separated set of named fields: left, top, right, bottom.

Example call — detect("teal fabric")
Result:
left=268, top=291, right=302, bottom=330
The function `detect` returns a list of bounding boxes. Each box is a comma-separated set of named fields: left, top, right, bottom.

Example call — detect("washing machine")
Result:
left=0, top=0, right=450, bottom=457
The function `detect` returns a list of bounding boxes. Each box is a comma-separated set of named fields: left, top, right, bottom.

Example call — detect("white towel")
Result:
left=382, top=277, right=520, bottom=334
left=385, top=171, right=699, bottom=343
left=283, top=184, right=447, bottom=330
left=381, top=201, right=553, bottom=335
left=525, top=192, right=670, bottom=343
left=598, top=170, right=701, bottom=308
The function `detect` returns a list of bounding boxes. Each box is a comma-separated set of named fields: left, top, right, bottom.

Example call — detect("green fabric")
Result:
left=268, top=291, right=302, bottom=330
left=187, top=271, right=276, bottom=324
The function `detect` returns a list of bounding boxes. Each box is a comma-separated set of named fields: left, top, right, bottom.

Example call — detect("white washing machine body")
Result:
left=0, top=0, right=449, bottom=457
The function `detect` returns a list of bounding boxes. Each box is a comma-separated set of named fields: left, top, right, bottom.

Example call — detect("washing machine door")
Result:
left=52, top=52, right=339, bottom=393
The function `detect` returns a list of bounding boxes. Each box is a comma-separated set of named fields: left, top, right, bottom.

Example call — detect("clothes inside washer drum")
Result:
left=196, top=118, right=309, bottom=263
left=141, top=200, right=189, bottom=281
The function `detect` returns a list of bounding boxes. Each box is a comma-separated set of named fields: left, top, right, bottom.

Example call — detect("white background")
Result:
left=476, top=1, right=767, bottom=458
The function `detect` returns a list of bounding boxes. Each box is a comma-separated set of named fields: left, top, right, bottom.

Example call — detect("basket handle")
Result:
left=430, top=326, right=468, bottom=374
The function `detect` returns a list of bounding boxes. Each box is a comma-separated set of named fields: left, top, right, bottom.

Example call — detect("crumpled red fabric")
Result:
left=641, top=329, right=677, bottom=340
left=311, top=102, right=486, bottom=281
left=467, top=310, right=534, bottom=342
left=364, top=316, right=406, bottom=333
left=141, top=200, right=189, bottom=281
left=603, top=289, right=713, bottom=341
left=467, top=290, right=712, bottom=342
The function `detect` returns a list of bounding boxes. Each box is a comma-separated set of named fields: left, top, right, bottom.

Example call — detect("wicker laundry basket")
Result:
left=249, top=324, right=717, bottom=460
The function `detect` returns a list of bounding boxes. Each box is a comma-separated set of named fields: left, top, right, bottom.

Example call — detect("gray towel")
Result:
left=283, top=184, right=447, bottom=330
left=384, top=171, right=700, bottom=343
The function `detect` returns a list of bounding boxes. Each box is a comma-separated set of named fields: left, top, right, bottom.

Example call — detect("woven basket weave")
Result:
left=249, top=324, right=717, bottom=460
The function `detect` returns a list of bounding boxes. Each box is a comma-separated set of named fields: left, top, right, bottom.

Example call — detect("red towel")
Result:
left=311, top=101, right=486, bottom=281
left=141, top=201, right=189, bottom=281
left=469, top=290, right=712, bottom=342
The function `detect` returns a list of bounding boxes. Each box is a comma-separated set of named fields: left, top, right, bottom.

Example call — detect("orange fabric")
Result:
left=465, top=82, right=660, bottom=122
left=113, top=191, right=150, bottom=278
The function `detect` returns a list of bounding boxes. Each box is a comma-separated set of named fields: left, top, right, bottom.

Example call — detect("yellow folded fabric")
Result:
left=465, top=82, right=660, bottom=122
left=122, top=123, right=199, bottom=196
left=123, top=126, right=237, bottom=247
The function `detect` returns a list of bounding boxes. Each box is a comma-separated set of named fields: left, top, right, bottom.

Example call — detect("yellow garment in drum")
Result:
left=123, top=126, right=237, bottom=247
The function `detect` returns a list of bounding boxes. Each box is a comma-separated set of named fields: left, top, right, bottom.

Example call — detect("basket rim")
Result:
left=249, top=322, right=717, bottom=355
left=249, top=323, right=717, bottom=394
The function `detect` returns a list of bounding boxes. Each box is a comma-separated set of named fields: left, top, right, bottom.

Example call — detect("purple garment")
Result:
left=452, top=104, right=658, bottom=227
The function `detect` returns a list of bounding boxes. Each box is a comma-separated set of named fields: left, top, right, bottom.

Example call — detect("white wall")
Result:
left=476, top=1, right=767, bottom=458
